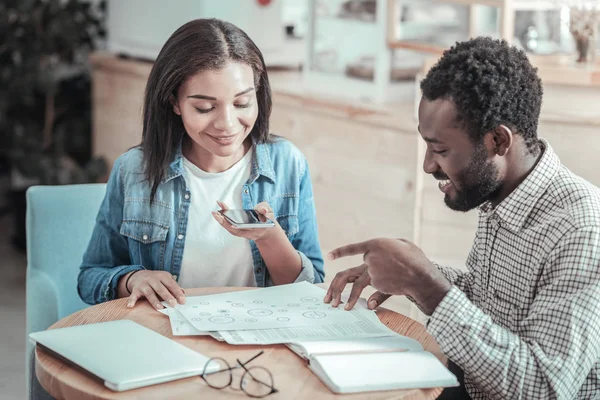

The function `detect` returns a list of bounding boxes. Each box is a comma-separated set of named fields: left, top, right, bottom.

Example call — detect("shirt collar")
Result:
left=479, top=138, right=560, bottom=233
left=163, top=145, right=184, bottom=183
left=248, top=138, right=276, bottom=183
left=163, top=137, right=276, bottom=184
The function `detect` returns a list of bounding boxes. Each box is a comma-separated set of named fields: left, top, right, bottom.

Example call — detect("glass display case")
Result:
left=302, top=0, right=587, bottom=103
left=303, top=0, right=419, bottom=103
left=388, top=0, right=575, bottom=56
left=388, top=0, right=471, bottom=52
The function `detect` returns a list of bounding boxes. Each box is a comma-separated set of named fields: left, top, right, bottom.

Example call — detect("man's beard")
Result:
left=444, top=144, right=502, bottom=212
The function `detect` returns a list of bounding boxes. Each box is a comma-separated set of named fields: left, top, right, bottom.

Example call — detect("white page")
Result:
left=158, top=306, right=225, bottom=339
left=288, top=334, right=424, bottom=358
left=165, top=307, right=210, bottom=336
left=157, top=306, right=206, bottom=335
left=218, top=306, right=397, bottom=345
left=171, top=282, right=360, bottom=331
left=312, top=351, right=458, bottom=393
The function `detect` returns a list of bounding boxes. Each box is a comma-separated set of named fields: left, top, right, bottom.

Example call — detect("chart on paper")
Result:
left=218, top=306, right=398, bottom=345
left=168, top=282, right=362, bottom=331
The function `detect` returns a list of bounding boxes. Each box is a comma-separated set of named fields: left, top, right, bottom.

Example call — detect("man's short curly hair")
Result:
left=420, top=37, right=543, bottom=153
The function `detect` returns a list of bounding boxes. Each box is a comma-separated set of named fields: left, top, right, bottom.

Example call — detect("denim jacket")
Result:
left=78, top=137, right=325, bottom=305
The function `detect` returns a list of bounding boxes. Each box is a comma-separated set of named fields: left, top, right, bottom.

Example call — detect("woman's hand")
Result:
left=213, top=201, right=303, bottom=285
left=212, top=201, right=281, bottom=242
left=122, top=270, right=186, bottom=310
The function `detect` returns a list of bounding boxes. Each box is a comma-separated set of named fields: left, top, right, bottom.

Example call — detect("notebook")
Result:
left=29, top=319, right=218, bottom=391
left=287, top=335, right=458, bottom=394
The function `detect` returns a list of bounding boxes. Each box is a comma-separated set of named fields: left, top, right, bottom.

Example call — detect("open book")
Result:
left=287, top=335, right=458, bottom=394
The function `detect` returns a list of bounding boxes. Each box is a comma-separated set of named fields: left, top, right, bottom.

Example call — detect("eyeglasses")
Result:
left=200, top=350, right=278, bottom=398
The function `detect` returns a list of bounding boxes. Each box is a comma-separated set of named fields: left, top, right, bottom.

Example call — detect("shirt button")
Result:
left=142, top=234, right=149, bottom=241
left=256, top=268, right=262, bottom=273
left=172, top=274, right=178, bottom=280
left=244, top=188, right=249, bottom=194
left=184, top=194, right=190, bottom=200
left=177, top=234, right=184, bottom=240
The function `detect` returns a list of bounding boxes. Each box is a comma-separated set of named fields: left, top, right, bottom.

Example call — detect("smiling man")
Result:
left=324, top=37, right=600, bottom=399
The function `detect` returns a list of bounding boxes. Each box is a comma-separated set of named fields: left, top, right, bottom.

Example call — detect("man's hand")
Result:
left=327, top=238, right=452, bottom=315
left=324, top=264, right=391, bottom=310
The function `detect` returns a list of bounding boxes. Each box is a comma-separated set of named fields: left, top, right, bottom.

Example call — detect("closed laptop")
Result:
left=30, top=319, right=217, bottom=391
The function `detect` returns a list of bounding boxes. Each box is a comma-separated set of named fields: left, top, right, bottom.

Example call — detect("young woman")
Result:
left=78, top=19, right=324, bottom=310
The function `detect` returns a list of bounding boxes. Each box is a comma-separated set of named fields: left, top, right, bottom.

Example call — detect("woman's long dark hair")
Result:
left=141, top=18, right=272, bottom=201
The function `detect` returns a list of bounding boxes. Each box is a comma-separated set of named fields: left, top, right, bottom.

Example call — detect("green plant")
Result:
left=0, top=0, right=108, bottom=186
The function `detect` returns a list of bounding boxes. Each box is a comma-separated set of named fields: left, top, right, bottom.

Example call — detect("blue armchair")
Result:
left=26, top=184, right=106, bottom=399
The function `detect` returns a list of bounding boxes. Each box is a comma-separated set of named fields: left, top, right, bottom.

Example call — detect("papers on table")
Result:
left=162, top=307, right=208, bottom=336
left=159, top=307, right=224, bottom=340
left=218, top=306, right=397, bottom=345
left=159, top=281, right=397, bottom=345
left=167, top=282, right=363, bottom=331
left=156, top=283, right=460, bottom=394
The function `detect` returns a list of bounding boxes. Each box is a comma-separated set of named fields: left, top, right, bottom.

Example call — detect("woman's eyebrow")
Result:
left=233, top=87, right=254, bottom=97
left=187, top=87, right=254, bottom=100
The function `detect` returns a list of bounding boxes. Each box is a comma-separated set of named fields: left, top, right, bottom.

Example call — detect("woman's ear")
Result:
left=170, top=94, right=181, bottom=116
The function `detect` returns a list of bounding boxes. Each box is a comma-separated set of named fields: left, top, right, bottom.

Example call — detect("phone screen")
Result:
left=221, top=209, right=265, bottom=224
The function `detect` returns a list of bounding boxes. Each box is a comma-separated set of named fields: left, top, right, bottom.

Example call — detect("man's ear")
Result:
left=170, top=95, right=181, bottom=116
left=488, top=125, right=513, bottom=157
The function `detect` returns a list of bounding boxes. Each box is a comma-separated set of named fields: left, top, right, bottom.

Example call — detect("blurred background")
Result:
left=1, top=1, right=599, bottom=398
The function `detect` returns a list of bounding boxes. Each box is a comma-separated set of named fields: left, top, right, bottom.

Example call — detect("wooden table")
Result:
left=35, top=287, right=446, bottom=399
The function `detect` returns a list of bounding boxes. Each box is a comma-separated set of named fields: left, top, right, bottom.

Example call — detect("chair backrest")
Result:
left=25, top=183, right=106, bottom=393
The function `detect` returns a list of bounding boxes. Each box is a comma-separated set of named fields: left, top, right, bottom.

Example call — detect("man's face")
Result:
left=418, top=98, right=502, bottom=212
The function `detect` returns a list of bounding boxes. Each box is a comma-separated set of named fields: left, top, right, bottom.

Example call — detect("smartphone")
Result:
left=218, top=209, right=276, bottom=229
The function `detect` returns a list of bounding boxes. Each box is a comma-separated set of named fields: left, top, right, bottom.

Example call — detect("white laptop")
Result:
left=30, top=319, right=218, bottom=391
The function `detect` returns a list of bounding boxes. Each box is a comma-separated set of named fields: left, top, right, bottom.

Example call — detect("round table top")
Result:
left=35, top=286, right=445, bottom=400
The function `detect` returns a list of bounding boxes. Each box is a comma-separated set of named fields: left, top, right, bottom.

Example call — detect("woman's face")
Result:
left=173, top=61, right=258, bottom=162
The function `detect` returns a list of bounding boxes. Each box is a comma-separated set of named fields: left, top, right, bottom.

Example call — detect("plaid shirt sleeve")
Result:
left=435, top=236, right=478, bottom=298
left=427, top=227, right=600, bottom=399
left=435, top=264, right=474, bottom=299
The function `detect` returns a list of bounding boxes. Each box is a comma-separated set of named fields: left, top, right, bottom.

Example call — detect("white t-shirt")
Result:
left=178, top=149, right=256, bottom=289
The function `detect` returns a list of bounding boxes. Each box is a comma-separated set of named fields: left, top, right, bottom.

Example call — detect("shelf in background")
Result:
left=422, top=53, right=600, bottom=87
left=387, top=40, right=446, bottom=54
left=529, top=54, right=600, bottom=87
left=435, top=0, right=560, bottom=11
left=315, top=15, right=377, bottom=26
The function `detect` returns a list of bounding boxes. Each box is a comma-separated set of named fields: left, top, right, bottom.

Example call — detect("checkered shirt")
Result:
left=427, top=139, right=600, bottom=399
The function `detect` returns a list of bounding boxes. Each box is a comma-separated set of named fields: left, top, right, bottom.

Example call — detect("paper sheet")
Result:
left=158, top=307, right=224, bottom=340
left=287, top=334, right=424, bottom=358
left=170, top=282, right=361, bottom=332
left=217, top=306, right=397, bottom=345
left=166, top=307, right=210, bottom=336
